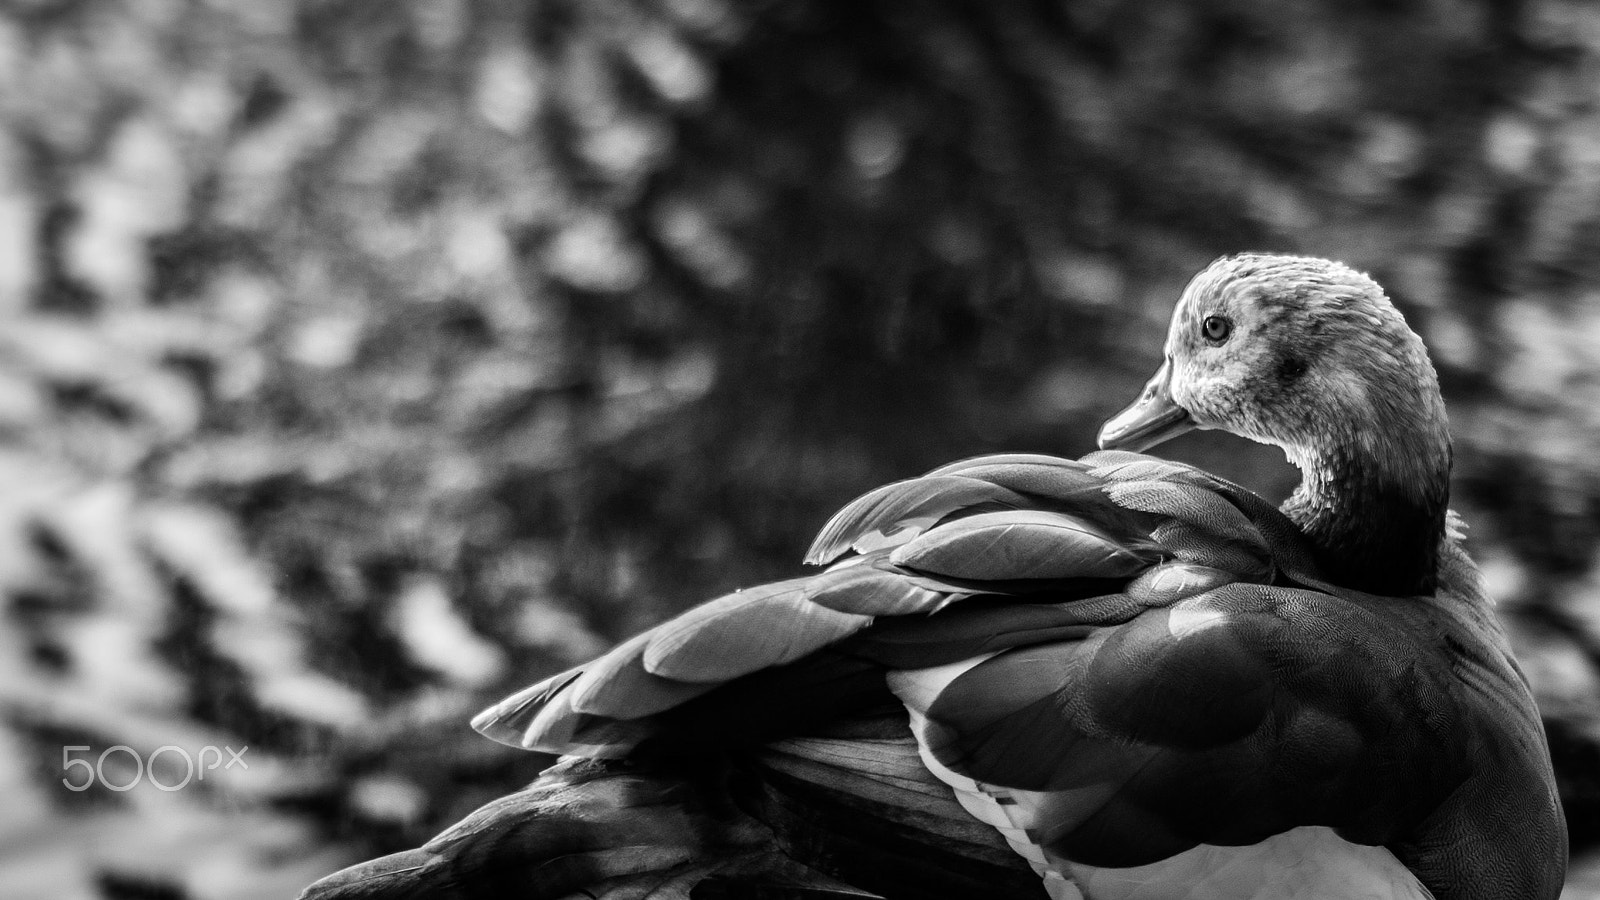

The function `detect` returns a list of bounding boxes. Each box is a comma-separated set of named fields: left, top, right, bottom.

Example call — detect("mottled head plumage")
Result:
left=1108, top=252, right=1454, bottom=595
left=1164, top=253, right=1447, bottom=473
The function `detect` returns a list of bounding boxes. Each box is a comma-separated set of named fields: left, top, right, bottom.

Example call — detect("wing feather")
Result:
left=471, top=670, right=581, bottom=746
left=1150, top=520, right=1271, bottom=578
left=1124, top=562, right=1236, bottom=605
left=923, top=458, right=1156, bottom=536
left=804, top=555, right=964, bottom=616
left=566, top=633, right=723, bottom=717
left=473, top=684, right=662, bottom=755
left=889, top=510, right=1153, bottom=581
left=851, top=595, right=1148, bottom=668
left=1083, top=452, right=1221, bottom=487
left=1105, top=480, right=1266, bottom=555
left=923, top=453, right=1089, bottom=476
left=805, top=476, right=1027, bottom=565
left=641, top=579, right=874, bottom=682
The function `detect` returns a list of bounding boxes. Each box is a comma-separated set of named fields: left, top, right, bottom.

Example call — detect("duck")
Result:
left=302, top=254, right=1568, bottom=900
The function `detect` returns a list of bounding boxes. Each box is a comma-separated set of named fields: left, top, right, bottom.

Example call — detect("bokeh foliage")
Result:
left=1, top=0, right=1599, bottom=896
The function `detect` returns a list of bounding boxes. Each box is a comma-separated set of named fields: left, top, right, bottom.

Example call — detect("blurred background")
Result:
left=1, top=0, right=1598, bottom=896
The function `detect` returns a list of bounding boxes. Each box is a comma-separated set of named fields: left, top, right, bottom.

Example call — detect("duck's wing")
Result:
left=466, top=451, right=1500, bottom=893
left=472, top=451, right=1290, bottom=755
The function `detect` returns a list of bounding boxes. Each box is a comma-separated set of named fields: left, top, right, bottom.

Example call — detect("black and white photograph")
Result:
left=0, top=1, right=1595, bottom=898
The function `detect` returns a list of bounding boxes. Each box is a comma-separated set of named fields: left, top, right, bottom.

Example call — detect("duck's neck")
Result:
left=1280, top=428, right=1452, bottom=596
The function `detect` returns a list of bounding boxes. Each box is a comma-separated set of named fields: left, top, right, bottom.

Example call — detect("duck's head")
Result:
left=1099, top=253, right=1452, bottom=595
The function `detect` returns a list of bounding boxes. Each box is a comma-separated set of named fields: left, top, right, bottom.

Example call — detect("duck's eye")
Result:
left=1202, top=315, right=1232, bottom=344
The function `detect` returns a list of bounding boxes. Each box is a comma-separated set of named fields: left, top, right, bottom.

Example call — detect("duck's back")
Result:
left=1383, top=539, right=1567, bottom=898
left=421, top=454, right=1566, bottom=900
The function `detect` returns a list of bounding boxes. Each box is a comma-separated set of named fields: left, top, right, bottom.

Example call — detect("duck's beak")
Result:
left=1097, top=358, right=1197, bottom=452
